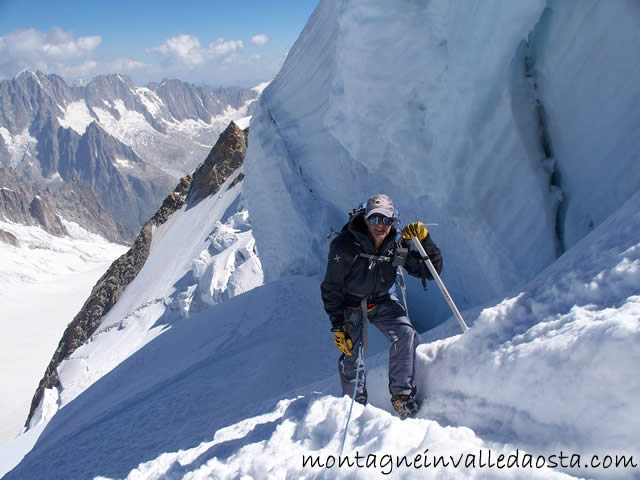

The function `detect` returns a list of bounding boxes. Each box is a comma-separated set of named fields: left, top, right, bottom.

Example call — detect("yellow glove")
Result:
left=333, top=328, right=353, bottom=356
left=402, top=222, right=428, bottom=241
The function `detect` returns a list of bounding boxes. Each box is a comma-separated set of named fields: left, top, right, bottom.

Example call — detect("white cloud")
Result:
left=76, top=36, right=102, bottom=52
left=251, top=34, right=269, bottom=46
left=150, top=34, right=203, bottom=64
left=0, top=27, right=280, bottom=88
left=149, top=35, right=244, bottom=66
left=71, top=60, right=98, bottom=74
left=108, top=58, right=149, bottom=73
left=210, top=38, right=244, bottom=56
left=8, top=27, right=101, bottom=58
left=0, top=27, right=102, bottom=79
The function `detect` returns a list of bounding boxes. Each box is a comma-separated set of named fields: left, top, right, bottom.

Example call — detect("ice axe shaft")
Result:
left=409, top=236, right=469, bottom=333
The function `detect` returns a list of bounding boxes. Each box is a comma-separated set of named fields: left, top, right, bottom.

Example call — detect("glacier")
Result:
left=0, top=220, right=127, bottom=446
left=2, top=0, right=640, bottom=479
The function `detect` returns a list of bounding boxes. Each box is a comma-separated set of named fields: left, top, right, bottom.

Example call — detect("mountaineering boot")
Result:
left=391, top=394, right=420, bottom=419
left=356, top=389, right=368, bottom=406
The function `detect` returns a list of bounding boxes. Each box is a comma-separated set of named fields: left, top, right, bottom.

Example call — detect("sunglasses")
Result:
left=368, top=215, right=394, bottom=226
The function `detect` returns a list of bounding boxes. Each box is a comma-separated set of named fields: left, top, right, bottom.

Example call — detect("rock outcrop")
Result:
left=0, top=228, right=19, bottom=247
left=0, top=168, right=46, bottom=227
left=28, top=195, right=68, bottom=237
left=52, top=174, right=135, bottom=244
left=189, top=121, right=248, bottom=202
left=0, top=167, right=133, bottom=244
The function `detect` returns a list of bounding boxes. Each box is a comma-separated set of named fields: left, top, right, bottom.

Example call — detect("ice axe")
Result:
left=408, top=236, right=469, bottom=333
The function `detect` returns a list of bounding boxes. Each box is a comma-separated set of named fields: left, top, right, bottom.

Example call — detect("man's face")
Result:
left=366, top=214, right=393, bottom=245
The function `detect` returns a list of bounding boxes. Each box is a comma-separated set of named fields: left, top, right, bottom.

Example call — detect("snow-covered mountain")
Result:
left=0, top=71, right=262, bottom=232
left=2, top=1, right=640, bottom=479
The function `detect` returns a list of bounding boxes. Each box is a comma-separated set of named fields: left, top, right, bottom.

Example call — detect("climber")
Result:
left=320, top=193, right=442, bottom=419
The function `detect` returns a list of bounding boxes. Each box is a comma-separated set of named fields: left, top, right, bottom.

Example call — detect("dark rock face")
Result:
left=28, top=195, right=68, bottom=237
left=24, top=115, right=174, bottom=234
left=149, top=174, right=193, bottom=226
left=0, top=167, right=62, bottom=233
left=0, top=175, right=38, bottom=227
left=0, top=167, right=133, bottom=244
left=0, top=71, right=72, bottom=134
left=53, top=175, right=135, bottom=244
left=189, top=121, right=248, bottom=202
left=25, top=121, right=248, bottom=428
left=67, top=122, right=173, bottom=233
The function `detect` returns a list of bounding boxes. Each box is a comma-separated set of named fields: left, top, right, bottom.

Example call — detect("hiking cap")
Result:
left=365, top=194, right=395, bottom=219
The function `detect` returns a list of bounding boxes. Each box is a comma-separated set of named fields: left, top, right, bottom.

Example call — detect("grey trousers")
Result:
left=338, top=296, right=419, bottom=403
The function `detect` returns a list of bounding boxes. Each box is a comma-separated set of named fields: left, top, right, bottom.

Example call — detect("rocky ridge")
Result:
left=26, top=121, right=249, bottom=428
left=189, top=121, right=249, bottom=202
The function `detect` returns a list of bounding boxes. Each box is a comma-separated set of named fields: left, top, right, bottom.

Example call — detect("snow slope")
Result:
left=0, top=169, right=263, bottom=476
left=3, top=183, right=638, bottom=480
left=119, top=191, right=636, bottom=478
left=27, top=169, right=263, bottom=430
left=2, top=274, right=334, bottom=480
left=418, top=191, right=640, bottom=458
left=0, top=220, right=127, bottom=445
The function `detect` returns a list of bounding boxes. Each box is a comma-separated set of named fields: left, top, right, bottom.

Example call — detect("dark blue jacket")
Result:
left=320, top=212, right=442, bottom=326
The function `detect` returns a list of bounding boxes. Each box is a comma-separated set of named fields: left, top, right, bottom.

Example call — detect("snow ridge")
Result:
left=420, top=193, right=640, bottom=456
left=27, top=171, right=263, bottom=430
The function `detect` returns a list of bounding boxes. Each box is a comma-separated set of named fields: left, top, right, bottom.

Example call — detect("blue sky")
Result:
left=0, top=0, right=318, bottom=87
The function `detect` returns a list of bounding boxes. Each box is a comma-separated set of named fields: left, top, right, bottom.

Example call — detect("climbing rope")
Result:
left=338, top=318, right=364, bottom=457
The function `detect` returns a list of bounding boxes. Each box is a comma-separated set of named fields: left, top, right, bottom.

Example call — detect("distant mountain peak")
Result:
left=1, top=72, right=259, bottom=236
left=16, top=69, right=36, bottom=79
left=86, top=73, right=135, bottom=89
